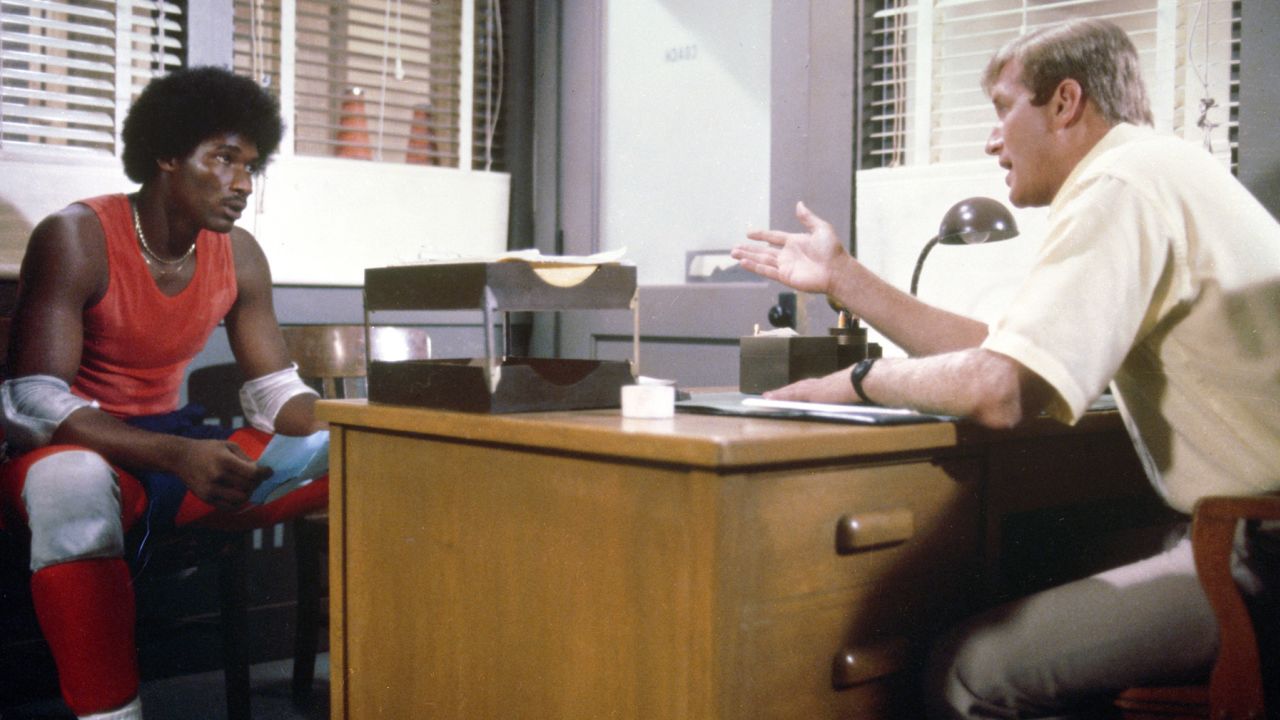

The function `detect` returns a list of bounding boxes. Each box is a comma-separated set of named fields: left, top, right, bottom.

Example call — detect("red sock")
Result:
left=31, top=558, right=139, bottom=716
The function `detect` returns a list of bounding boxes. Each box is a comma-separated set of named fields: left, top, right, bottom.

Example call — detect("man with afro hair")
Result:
left=1, top=66, right=326, bottom=719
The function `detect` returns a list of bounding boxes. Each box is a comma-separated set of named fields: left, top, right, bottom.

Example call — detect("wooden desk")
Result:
left=317, top=401, right=1168, bottom=719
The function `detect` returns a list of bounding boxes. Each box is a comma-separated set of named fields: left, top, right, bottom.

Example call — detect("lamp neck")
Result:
left=910, top=237, right=941, bottom=296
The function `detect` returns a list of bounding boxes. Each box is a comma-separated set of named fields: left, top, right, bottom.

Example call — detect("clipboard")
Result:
left=249, top=430, right=330, bottom=505
left=675, top=392, right=952, bottom=425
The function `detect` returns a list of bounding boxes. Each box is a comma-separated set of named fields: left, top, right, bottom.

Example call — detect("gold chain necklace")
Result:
left=132, top=200, right=195, bottom=274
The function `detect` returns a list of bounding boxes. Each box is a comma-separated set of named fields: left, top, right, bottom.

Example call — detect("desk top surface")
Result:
left=317, top=399, right=1122, bottom=471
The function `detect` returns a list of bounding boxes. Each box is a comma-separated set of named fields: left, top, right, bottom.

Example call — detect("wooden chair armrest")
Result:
left=1190, top=494, right=1280, bottom=720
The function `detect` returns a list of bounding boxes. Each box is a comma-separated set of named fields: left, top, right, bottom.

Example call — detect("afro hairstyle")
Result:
left=121, top=66, right=284, bottom=183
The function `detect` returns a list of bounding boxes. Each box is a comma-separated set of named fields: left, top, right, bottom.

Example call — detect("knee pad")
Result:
left=22, top=450, right=124, bottom=572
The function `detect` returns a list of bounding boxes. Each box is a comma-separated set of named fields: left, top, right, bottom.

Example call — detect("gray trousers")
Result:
left=925, top=524, right=1278, bottom=719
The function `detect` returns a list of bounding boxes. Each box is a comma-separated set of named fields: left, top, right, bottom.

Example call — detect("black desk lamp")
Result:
left=910, top=197, right=1019, bottom=295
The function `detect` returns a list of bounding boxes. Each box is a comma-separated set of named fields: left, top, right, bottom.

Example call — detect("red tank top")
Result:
left=73, top=194, right=238, bottom=417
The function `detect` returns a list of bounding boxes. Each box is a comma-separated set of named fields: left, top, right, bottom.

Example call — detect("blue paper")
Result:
left=250, top=430, right=330, bottom=504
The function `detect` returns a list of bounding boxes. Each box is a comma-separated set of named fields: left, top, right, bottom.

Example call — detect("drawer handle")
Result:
left=831, top=636, right=910, bottom=690
left=835, top=508, right=914, bottom=554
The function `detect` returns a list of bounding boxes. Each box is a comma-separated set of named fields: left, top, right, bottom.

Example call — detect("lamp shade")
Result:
left=911, top=197, right=1019, bottom=295
left=936, top=196, right=1019, bottom=245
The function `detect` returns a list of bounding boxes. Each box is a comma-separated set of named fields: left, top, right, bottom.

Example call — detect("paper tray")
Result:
left=368, top=357, right=635, bottom=413
left=364, top=262, right=637, bottom=312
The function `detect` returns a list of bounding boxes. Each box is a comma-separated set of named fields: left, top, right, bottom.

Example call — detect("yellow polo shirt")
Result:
left=982, top=123, right=1280, bottom=513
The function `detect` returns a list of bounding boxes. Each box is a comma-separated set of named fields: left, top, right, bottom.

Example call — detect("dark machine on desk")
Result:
left=739, top=298, right=882, bottom=394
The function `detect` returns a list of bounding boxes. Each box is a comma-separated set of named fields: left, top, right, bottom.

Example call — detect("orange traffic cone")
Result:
left=406, top=103, right=439, bottom=165
left=337, top=87, right=373, bottom=160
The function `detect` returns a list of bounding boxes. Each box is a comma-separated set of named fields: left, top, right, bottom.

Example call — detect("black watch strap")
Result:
left=849, top=358, right=878, bottom=405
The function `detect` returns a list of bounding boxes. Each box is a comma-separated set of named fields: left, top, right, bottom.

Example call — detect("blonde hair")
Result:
left=982, top=19, right=1153, bottom=127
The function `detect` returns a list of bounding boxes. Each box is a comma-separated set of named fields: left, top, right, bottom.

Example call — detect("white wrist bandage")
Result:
left=1, top=375, right=98, bottom=453
left=239, top=363, right=318, bottom=433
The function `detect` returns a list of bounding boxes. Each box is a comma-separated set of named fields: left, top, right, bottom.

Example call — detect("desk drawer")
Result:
left=741, top=457, right=981, bottom=600
left=734, top=577, right=973, bottom=720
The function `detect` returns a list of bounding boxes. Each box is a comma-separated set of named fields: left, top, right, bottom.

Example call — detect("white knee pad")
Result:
left=22, top=450, right=124, bottom=572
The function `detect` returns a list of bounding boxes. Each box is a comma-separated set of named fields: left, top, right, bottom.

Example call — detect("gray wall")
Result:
left=770, top=1, right=855, bottom=245
left=1240, top=0, right=1280, bottom=219
left=542, top=1, right=856, bottom=387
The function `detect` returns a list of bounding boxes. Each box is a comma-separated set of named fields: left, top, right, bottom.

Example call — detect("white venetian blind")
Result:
left=861, top=0, right=1240, bottom=171
left=862, top=0, right=917, bottom=168
left=235, top=0, right=485, bottom=168
left=0, top=0, right=183, bottom=156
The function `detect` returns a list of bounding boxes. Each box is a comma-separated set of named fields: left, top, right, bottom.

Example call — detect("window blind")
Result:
left=859, top=0, right=1240, bottom=172
left=234, top=0, right=506, bottom=171
left=862, top=0, right=918, bottom=168
left=1, top=0, right=183, bottom=156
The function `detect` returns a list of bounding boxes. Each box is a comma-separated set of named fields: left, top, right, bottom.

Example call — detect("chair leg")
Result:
left=291, top=517, right=325, bottom=705
left=218, top=533, right=252, bottom=720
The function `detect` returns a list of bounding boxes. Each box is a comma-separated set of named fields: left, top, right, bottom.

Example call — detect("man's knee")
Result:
left=21, top=450, right=124, bottom=572
left=925, top=619, right=1021, bottom=720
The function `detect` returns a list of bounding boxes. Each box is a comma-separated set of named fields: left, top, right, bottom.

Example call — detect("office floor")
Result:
left=1, top=654, right=329, bottom=720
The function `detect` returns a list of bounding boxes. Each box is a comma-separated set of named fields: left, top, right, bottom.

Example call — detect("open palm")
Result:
left=733, top=201, right=847, bottom=295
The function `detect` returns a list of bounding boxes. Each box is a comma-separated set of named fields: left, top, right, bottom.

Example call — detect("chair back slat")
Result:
left=282, top=324, right=430, bottom=400
left=368, top=326, right=432, bottom=364
left=282, top=325, right=366, bottom=380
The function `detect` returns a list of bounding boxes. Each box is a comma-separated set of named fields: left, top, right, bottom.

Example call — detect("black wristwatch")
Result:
left=849, top=358, right=878, bottom=405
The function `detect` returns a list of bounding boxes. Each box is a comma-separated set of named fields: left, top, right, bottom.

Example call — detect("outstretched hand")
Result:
left=732, top=201, right=849, bottom=295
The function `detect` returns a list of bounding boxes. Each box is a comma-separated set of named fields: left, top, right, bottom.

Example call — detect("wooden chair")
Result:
left=1115, top=494, right=1280, bottom=720
left=187, top=362, right=245, bottom=428
left=280, top=324, right=431, bottom=705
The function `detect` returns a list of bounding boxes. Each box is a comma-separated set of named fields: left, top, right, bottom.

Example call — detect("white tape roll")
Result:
left=621, top=384, right=675, bottom=419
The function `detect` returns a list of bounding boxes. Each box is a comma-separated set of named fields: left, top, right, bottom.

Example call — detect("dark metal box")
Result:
left=739, top=335, right=839, bottom=394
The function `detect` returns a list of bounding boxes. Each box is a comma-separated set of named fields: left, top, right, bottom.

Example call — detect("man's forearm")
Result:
left=861, top=349, right=1035, bottom=428
left=52, top=406, right=190, bottom=474
left=273, top=392, right=324, bottom=436
left=826, top=257, right=989, bottom=356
